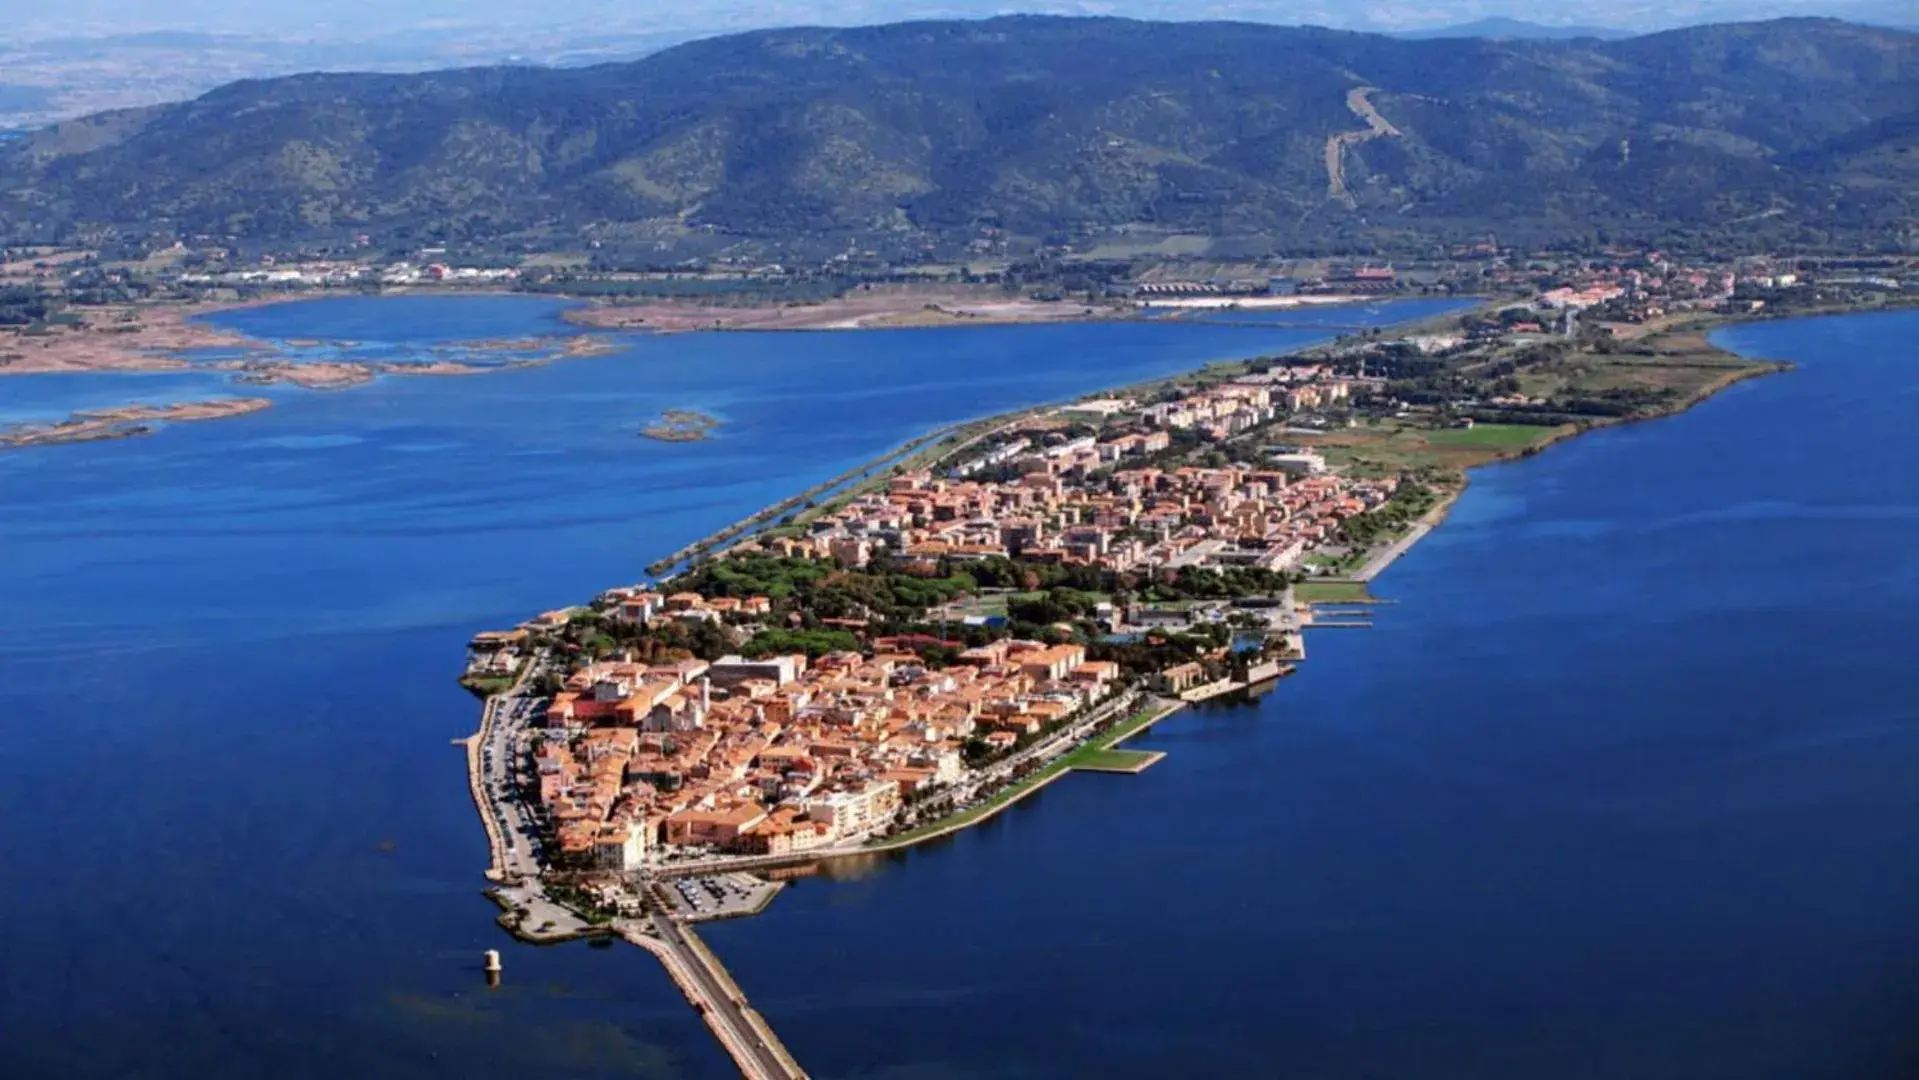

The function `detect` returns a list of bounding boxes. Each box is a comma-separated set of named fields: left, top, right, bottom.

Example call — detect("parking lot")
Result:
left=662, top=873, right=783, bottom=921
left=483, top=692, right=547, bottom=880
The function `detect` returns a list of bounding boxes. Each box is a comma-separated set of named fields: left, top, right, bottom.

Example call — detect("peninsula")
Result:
left=454, top=255, right=1895, bottom=1074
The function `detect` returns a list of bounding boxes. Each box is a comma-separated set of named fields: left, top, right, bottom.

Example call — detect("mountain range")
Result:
left=1, top=16, right=1913, bottom=258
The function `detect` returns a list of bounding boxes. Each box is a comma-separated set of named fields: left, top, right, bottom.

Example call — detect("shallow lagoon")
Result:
left=9, top=297, right=1912, bottom=1079
left=0, top=295, right=1463, bottom=1079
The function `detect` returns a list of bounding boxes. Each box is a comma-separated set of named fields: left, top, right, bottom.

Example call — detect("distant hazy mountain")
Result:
left=1, top=16, right=1913, bottom=257
left=0, top=27, right=693, bottom=131
left=1396, top=17, right=1633, bottom=40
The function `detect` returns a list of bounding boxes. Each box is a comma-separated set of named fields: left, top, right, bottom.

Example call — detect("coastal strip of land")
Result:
left=563, top=290, right=1127, bottom=333
left=861, top=696, right=1188, bottom=854
left=0, top=298, right=278, bottom=375
left=0, top=397, right=272, bottom=450
left=453, top=296, right=1831, bottom=1079
left=561, top=289, right=1384, bottom=334
left=1352, top=494, right=1454, bottom=582
left=0, top=295, right=620, bottom=390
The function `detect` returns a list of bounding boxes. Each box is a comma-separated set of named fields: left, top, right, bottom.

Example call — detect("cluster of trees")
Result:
left=0, top=285, right=52, bottom=327
left=740, top=628, right=861, bottom=658
left=677, top=554, right=831, bottom=599
left=1006, top=587, right=1109, bottom=627
left=62, top=268, right=150, bottom=306
left=795, top=569, right=976, bottom=625
left=1144, top=565, right=1290, bottom=601
left=1089, top=625, right=1232, bottom=677
left=1548, top=387, right=1677, bottom=418
left=1340, top=483, right=1439, bottom=548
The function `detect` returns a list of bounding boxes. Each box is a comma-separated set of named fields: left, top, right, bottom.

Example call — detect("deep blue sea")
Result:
left=3, top=298, right=1917, bottom=1080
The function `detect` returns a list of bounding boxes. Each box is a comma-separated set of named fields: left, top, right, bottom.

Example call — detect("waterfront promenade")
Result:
left=1353, top=493, right=1457, bottom=583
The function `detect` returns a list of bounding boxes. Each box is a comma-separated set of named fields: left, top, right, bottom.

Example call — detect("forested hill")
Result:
left=1, top=16, right=1914, bottom=257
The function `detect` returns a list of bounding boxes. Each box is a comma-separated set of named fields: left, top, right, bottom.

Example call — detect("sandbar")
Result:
left=1, top=397, right=272, bottom=449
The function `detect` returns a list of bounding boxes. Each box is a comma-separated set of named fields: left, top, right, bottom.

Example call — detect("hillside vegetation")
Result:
left=0, top=17, right=1913, bottom=256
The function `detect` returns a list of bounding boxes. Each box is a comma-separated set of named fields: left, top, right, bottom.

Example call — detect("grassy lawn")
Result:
left=459, top=670, right=519, bottom=697
left=1294, top=580, right=1373, bottom=604
left=1078, top=700, right=1181, bottom=755
left=1304, top=550, right=1366, bottom=574
left=1303, top=419, right=1573, bottom=475
left=1068, top=748, right=1162, bottom=772
left=1424, top=423, right=1559, bottom=450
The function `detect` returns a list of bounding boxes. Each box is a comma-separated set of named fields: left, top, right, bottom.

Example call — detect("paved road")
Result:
left=476, top=662, right=553, bottom=883
left=648, top=910, right=805, bottom=1080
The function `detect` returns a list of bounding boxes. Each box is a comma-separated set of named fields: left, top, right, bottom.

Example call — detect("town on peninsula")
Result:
left=440, top=246, right=1911, bottom=1078
left=4, top=179, right=1913, bottom=1080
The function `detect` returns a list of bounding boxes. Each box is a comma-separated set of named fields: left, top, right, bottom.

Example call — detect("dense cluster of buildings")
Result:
left=473, top=377, right=1398, bottom=873
left=758, top=384, right=1391, bottom=577
left=1468, top=253, right=1847, bottom=327
left=177, top=260, right=520, bottom=288
left=529, top=635, right=1125, bottom=869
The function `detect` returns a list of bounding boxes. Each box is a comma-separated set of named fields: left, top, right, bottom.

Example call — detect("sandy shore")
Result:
left=566, top=292, right=1127, bottom=333
left=1, top=397, right=272, bottom=449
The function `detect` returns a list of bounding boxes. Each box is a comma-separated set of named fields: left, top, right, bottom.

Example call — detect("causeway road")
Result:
left=632, top=909, right=810, bottom=1080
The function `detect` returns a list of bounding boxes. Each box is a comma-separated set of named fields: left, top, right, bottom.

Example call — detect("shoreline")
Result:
left=451, top=299, right=1838, bottom=1079
left=0, top=397, right=273, bottom=450
left=2, top=293, right=629, bottom=445
left=1341, top=358, right=1789, bottom=585
left=1, top=286, right=1405, bottom=381
left=0, top=288, right=1434, bottom=454
left=560, top=291, right=1388, bottom=335
left=480, top=302, right=1809, bottom=872
left=481, top=294, right=1805, bottom=800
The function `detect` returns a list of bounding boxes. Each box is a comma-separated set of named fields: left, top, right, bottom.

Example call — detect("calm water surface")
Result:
left=708, top=310, right=1919, bottom=1079
left=0, top=296, right=1462, bottom=1079
left=4, top=300, right=1913, bottom=1078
